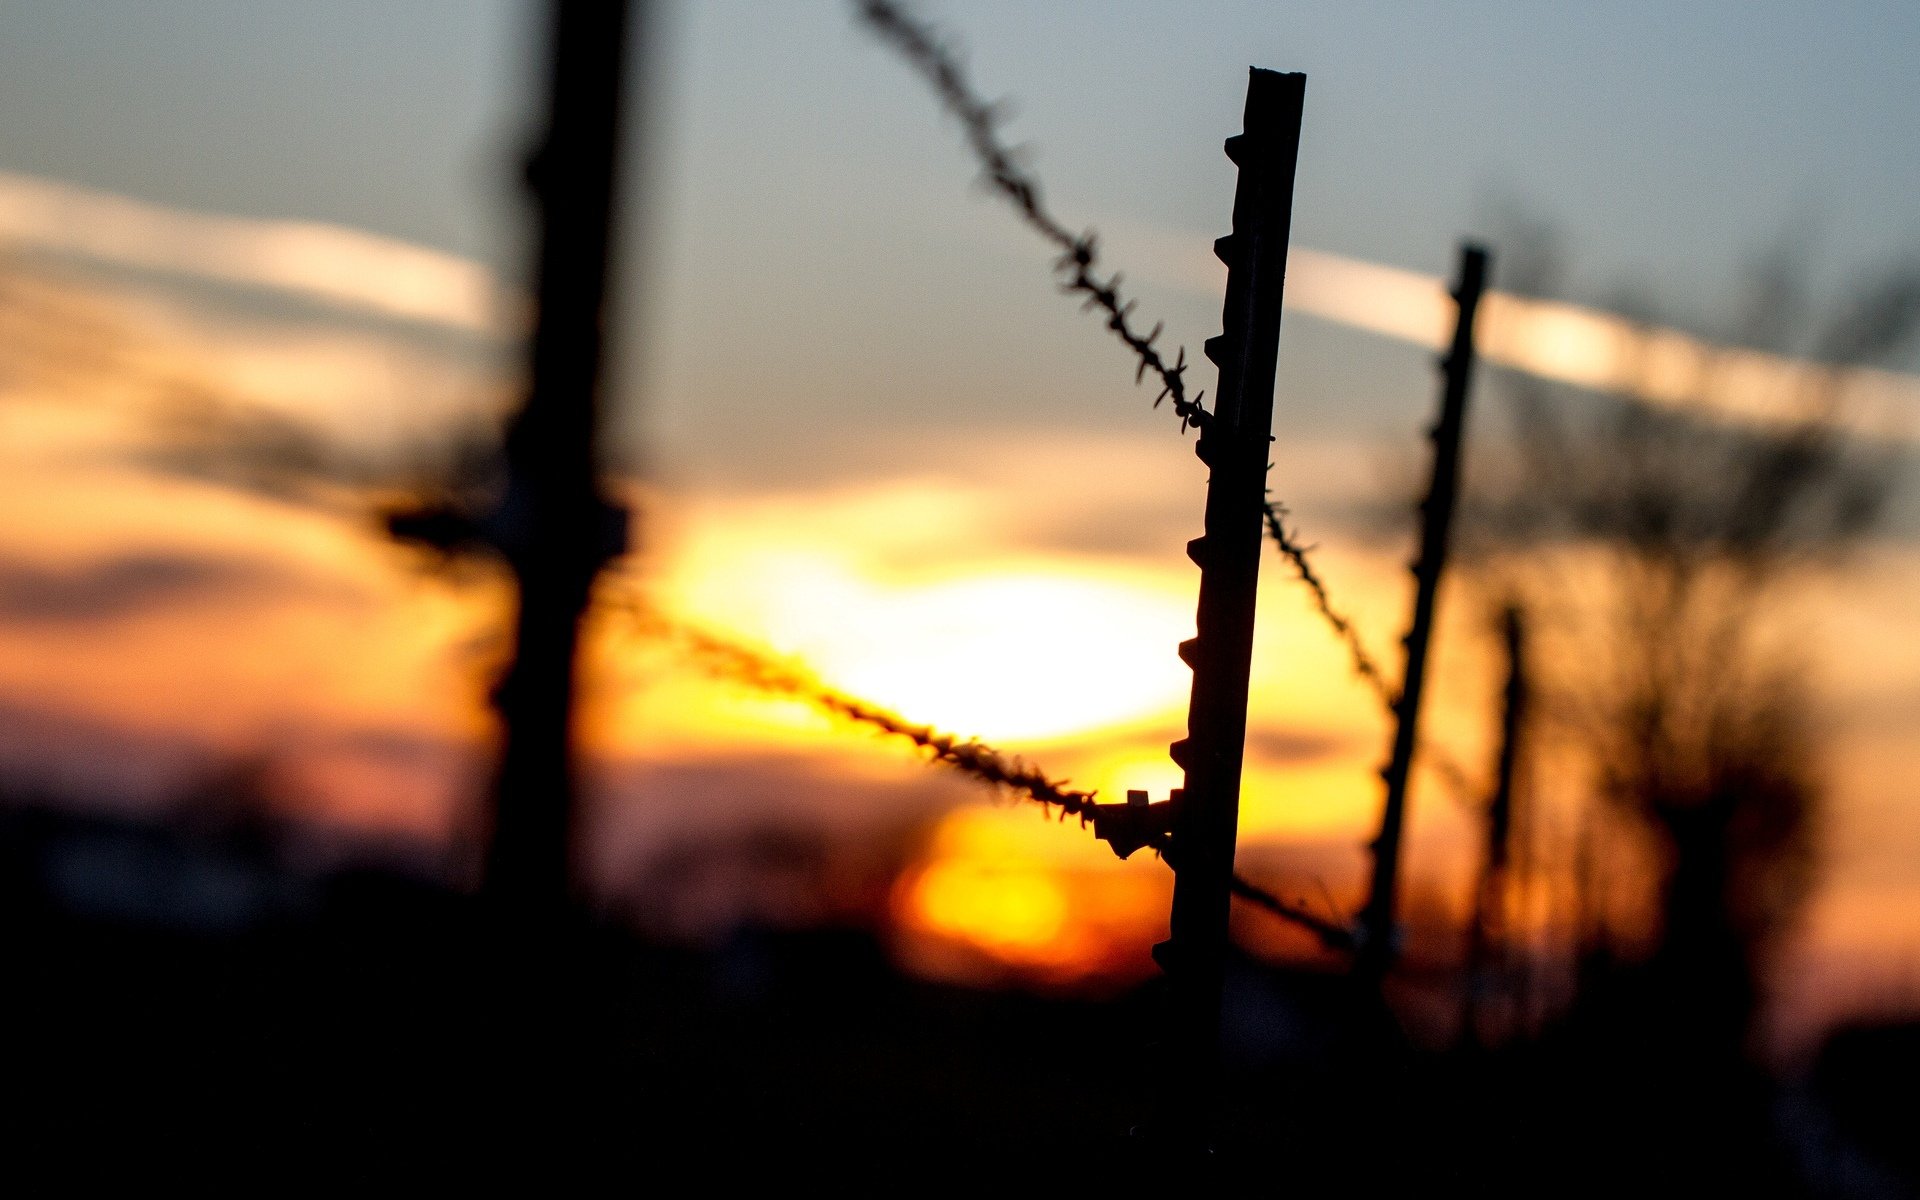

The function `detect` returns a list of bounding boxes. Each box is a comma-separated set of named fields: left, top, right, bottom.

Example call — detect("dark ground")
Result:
left=2, top=802, right=1913, bottom=1194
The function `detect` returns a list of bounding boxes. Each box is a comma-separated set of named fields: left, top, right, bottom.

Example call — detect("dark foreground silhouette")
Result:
left=3, top=799, right=1913, bottom=1193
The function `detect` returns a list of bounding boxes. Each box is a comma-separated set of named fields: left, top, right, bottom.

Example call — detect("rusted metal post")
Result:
left=482, top=0, right=637, bottom=916
left=1156, top=68, right=1305, bottom=1150
left=1357, top=243, right=1490, bottom=977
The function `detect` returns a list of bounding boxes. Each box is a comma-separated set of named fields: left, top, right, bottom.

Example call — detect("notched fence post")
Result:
left=1356, top=242, right=1491, bottom=979
left=1463, top=604, right=1528, bottom=1046
left=1151, top=67, right=1305, bottom=1154
left=483, top=0, right=639, bottom=919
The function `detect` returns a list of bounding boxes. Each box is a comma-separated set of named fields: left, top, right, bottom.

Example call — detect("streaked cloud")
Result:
left=10, top=168, right=1914, bottom=452
left=0, top=171, right=514, bottom=335
left=0, top=551, right=319, bottom=622
left=1289, top=247, right=1920, bottom=443
left=1099, top=215, right=1920, bottom=444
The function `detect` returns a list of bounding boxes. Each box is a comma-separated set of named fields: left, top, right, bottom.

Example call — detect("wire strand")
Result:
left=855, top=0, right=1210, bottom=432
left=619, top=591, right=1353, bottom=947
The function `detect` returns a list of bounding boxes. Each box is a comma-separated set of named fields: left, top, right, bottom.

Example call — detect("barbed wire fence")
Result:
left=1261, top=503, right=1478, bottom=799
left=1261, top=500, right=1395, bottom=706
left=612, top=591, right=1098, bottom=821
left=852, top=0, right=1490, bottom=939
left=607, top=584, right=1353, bottom=949
left=855, top=0, right=1423, bottom=727
left=359, top=0, right=1466, bottom=964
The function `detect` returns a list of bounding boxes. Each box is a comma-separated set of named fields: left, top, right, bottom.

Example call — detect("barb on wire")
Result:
left=1262, top=499, right=1484, bottom=802
left=616, top=595, right=1099, bottom=823
left=1230, top=872, right=1357, bottom=952
left=1262, top=499, right=1395, bottom=706
left=854, top=0, right=1210, bottom=432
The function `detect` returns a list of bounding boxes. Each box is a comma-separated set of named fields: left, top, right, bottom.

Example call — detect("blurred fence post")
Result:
left=482, top=0, right=638, bottom=917
left=1462, top=603, right=1527, bottom=1045
left=1158, top=67, right=1305, bottom=1152
left=1357, top=242, right=1490, bottom=979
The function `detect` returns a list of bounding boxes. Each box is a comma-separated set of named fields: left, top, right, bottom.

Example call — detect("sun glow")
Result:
left=906, top=859, right=1071, bottom=956
left=891, top=807, right=1168, bottom=985
left=651, top=489, right=1199, bottom=746
left=822, top=571, right=1192, bottom=741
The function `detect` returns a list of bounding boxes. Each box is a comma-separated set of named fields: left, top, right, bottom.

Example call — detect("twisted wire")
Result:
left=855, top=0, right=1209, bottom=431
left=1262, top=500, right=1396, bottom=707
left=617, top=596, right=1098, bottom=822
left=1264, top=501, right=1485, bottom=800
left=1230, top=872, right=1356, bottom=952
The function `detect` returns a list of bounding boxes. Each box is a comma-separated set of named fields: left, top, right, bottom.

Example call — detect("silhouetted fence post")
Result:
left=1462, top=603, right=1526, bottom=1045
left=482, top=0, right=638, bottom=917
left=1155, top=67, right=1304, bottom=1152
left=1356, top=242, right=1489, bottom=979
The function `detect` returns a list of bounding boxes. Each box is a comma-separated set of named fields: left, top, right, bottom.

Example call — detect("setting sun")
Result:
left=657, top=498, right=1198, bottom=743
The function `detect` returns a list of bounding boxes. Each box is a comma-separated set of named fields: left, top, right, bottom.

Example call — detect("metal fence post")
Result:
left=1357, top=242, right=1490, bottom=977
left=482, top=0, right=639, bottom=916
left=1158, top=67, right=1305, bottom=1150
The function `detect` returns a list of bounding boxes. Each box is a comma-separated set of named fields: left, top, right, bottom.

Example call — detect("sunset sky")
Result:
left=0, top=1, right=1916, bottom=1050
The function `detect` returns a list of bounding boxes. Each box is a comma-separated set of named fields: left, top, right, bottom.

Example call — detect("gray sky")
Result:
left=2, top=0, right=1916, bottom=476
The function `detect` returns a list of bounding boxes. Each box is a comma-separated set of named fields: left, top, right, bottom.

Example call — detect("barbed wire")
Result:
left=615, top=589, right=1350, bottom=945
left=1261, top=499, right=1396, bottom=708
left=614, top=594, right=1099, bottom=823
left=854, top=0, right=1209, bottom=432
left=856, top=1, right=1415, bottom=708
left=851, top=0, right=1478, bottom=947
left=1137, top=832, right=1354, bottom=951
left=1263, top=499, right=1486, bottom=803
left=1229, top=871, right=1356, bottom=952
